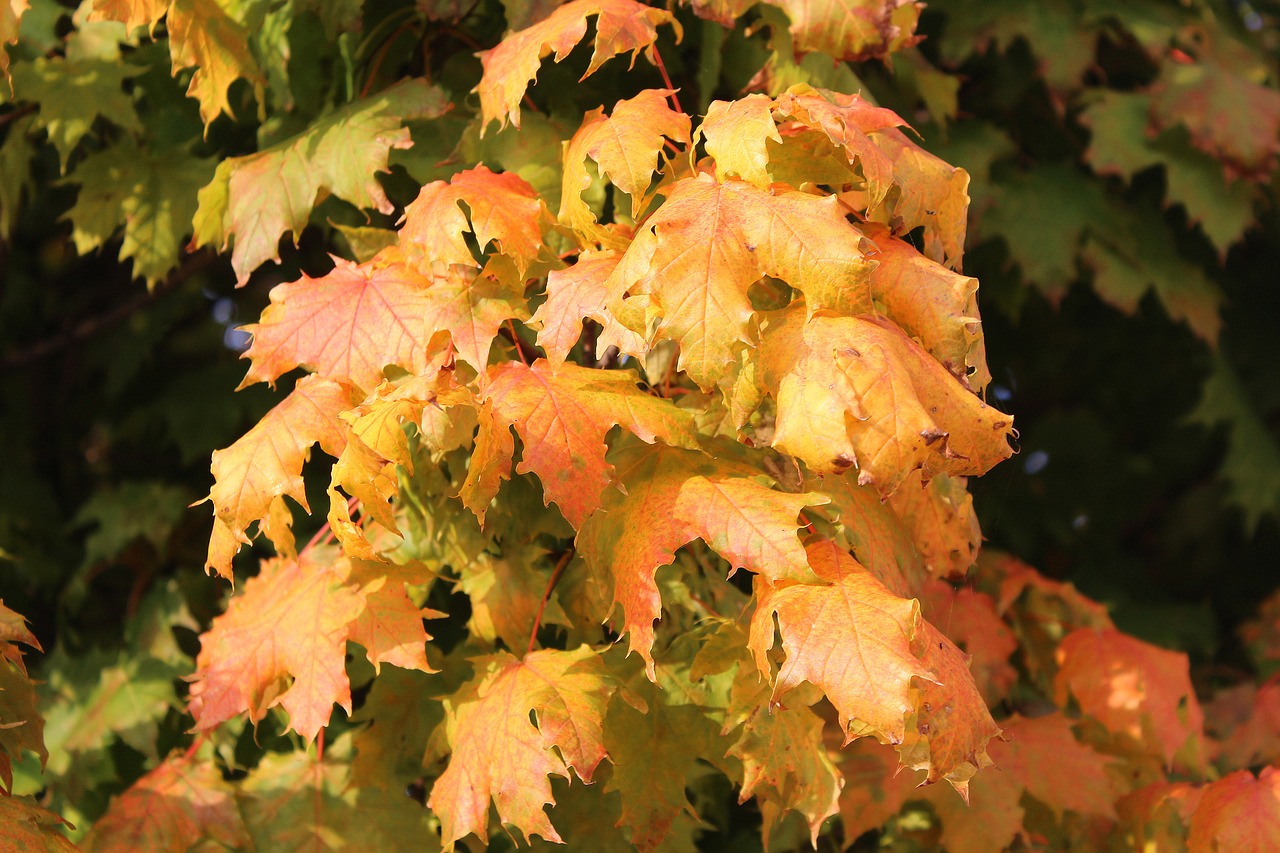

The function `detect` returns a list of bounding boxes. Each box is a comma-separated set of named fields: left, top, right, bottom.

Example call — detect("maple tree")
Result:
left=2, top=0, right=1280, bottom=850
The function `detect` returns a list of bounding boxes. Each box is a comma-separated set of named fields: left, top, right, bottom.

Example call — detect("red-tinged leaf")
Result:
left=1152, top=60, right=1280, bottom=180
left=863, top=222, right=989, bottom=390
left=0, top=614, right=44, bottom=803
left=188, top=552, right=365, bottom=740
left=429, top=647, right=615, bottom=847
left=400, top=166, right=546, bottom=276
left=941, top=713, right=1120, bottom=831
left=758, top=305, right=1014, bottom=495
left=749, top=539, right=931, bottom=744
left=191, top=79, right=449, bottom=284
left=0, top=796, right=78, bottom=852
left=607, top=174, right=876, bottom=388
left=919, top=580, right=1017, bottom=706
left=422, top=263, right=530, bottom=372
left=166, top=0, right=263, bottom=126
left=468, top=360, right=700, bottom=528
left=238, top=247, right=435, bottom=392
left=897, top=617, right=1001, bottom=793
left=0, top=599, right=40, bottom=674
left=1209, top=680, right=1280, bottom=769
left=1188, top=768, right=1280, bottom=853
left=579, top=444, right=828, bottom=672
left=835, top=736, right=924, bottom=845
left=1055, top=627, right=1206, bottom=768
left=888, top=470, right=982, bottom=577
left=561, top=89, right=691, bottom=244
left=205, top=375, right=358, bottom=578
left=81, top=752, right=248, bottom=852
left=81, top=0, right=167, bottom=33
left=345, top=558, right=440, bottom=673
left=603, top=677, right=727, bottom=851
left=476, top=0, right=680, bottom=131
left=698, top=94, right=781, bottom=188
left=530, top=250, right=647, bottom=369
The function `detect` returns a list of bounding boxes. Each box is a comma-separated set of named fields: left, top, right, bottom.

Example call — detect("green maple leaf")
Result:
left=62, top=137, right=214, bottom=286
left=191, top=78, right=451, bottom=284
left=1082, top=89, right=1256, bottom=255
left=10, top=54, right=142, bottom=170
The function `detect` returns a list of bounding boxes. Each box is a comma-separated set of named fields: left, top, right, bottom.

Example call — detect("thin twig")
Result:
left=527, top=548, right=574, bottom=655
left=506, top=319, right=531, bottom=365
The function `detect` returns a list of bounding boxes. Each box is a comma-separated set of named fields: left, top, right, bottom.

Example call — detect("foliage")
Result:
left=1, top=0, right=1280, bottom=851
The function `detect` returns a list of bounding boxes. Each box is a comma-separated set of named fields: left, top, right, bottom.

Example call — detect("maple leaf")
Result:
left=606, top=173, right=876, bottom=388
left=462, top=360, right=700, bottom=528
left=919, top=579, right=1017, bottom=705
left=698, top=94, right=782, bottom=189
left=749, top=539, right=931, bottom=744
left=476, top=0, right=680, bottom=131
left=238, top=247, right=436, bottom=392
left=1152, top=59, right=1280, bottom=181
left=191, top=79, right=450, bottom=284
left=188, top=552, right=365, bottom=740
left=579, top=443, right=828, bottom=672
left=863, top=222, right=989, bottom=390
left=560, top=89, right=691, bottom=246
left=0, top=796, right=78, bottom=852
left=603, top=674, right=727, bottom=851
left=758, top=304, right=1014, bottom=495
left=0, top=600, right=43, bottom=795
left=771, top=0, right=920, bottom=62
left=920, top=713, right=1121, bottom=851
left=81, top=751, right=249, bottom=852
left=238, top=733, right=436, bottom=851
left=1187, top=767, right=1280, bottom=853
left=400, top=166, right=547, bottom=277
left=724, top=663, right=842, bottom=847
left=896, top=616, right=1001, bottom=793
left=888, top=470, right=982, bottom=577
left=818, top=476, right=924, bottom=598
left=345, top=557, right=441, bottom=673
left=81, top=0, right=168, bottom=34
left=457, top=552, right=569, bottom=651
left=421, top=262, right=531, bottom=372
left=205, top=375, right=358, bottom=578
left=1207, top=681, right=1280, bottom=769
left=61, top=137, right=215, bottom=286
left=429, top=647, right=615, bottom=847
left=10, top=55, right=142, bottom=170
left=530, top=250, right=649, bottom=370
left=1119, top=780, right=1203, bottom=852
left=166, top=0, right=264, bottom=126
left=1055, top=627, right=1206, bottom=768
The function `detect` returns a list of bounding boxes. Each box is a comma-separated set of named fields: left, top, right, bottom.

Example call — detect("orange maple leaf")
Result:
left=400, top=166, right=547, bottom=277
left=476, top=0, right=680, bottom=131
left=205, top=375, right=358, bottom=578
left=462, top=360, right=700, bottom=528
left=1055, top=627, right=1206, bottom=769
left=606, top=173, right=876, bottom=388
left=748, top=539, right=931, bottom=744
left=580, top=443, right=828, bottom=672
left=430, top=647, right=615, bottom=846
left=1187, top=767, right=1280, bottom=853
left=237, top=247, right=436, bottom=392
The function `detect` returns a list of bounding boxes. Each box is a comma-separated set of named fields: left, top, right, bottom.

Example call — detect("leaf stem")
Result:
left=527, top=548, right=574, bottom=655
left=506, top=319, right=531, bottom=365
left=651, top=47, right=683, bottom=115
left=360, top=19, right=420, bottom=98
